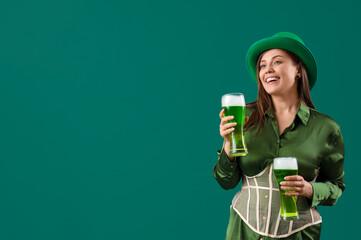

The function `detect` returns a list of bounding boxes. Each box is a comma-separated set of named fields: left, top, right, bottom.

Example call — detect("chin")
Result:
left=264, top=88, right=278, bottom=95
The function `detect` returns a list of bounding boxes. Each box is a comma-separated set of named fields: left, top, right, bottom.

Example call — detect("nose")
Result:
left=266, top=65, right=275, bottom=73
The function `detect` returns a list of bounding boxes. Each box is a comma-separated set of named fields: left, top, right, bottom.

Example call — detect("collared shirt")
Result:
left=213, top=103, right=345, bottom=239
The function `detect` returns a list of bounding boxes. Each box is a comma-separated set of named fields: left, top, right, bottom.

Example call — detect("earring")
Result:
left=296, top=75, right=301, bottom=79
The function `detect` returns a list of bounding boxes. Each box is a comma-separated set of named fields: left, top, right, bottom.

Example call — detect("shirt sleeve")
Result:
left=213, top=144, right=242, bottom=190
left=309, top=125, right=345, bottom=208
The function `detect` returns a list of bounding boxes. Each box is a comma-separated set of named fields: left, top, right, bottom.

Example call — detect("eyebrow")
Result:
left=260, top=55, right=284, bottom=62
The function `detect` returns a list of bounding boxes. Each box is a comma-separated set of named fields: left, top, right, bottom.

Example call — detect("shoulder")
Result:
left=309, top=109, right=344, bottom=154
left=308, top=108, right=341, bottom=133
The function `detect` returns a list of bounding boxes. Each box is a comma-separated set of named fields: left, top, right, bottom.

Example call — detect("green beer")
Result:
left=273, top=157, right=299, bottom=220
left=222, top=93, right=248, bottom=156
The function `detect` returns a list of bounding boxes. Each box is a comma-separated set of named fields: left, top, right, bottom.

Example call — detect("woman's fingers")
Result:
left=280, top=175, right=313, bottom=198
left=219, top=109, right=234, bottom=122
left=281, top=186, right=302, bottom=191
left=221, top=116, right=234, bottom=124
left=219, top=109, right=225, bottom=118
left=281, top=185, right=303, bottom=196
left=221, top=128, right=235, bottom=136
left=220, top=109, right=249, bottom=122
left=280, top=176, right=303, bottom=189
left=219, top=123, right=237, bottom=137
left=280, top=181, right=304, bottom=187
left=219, top=109, right=249, bottom=139
left=219, top=109, right=234, bottom=138
left=281, top=176, right=303, bottom=185
left=219, top=122, right=237, bottom=138
left=221, top=122, right=237, bottom=130
left=284, top=175, right=303, bottom=181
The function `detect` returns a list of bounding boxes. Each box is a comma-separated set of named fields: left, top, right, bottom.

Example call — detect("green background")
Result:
left=0, top=0, right=359, bottom=239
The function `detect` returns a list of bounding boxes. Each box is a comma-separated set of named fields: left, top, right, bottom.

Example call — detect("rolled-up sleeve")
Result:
left=310, top=126, right=345, bottom=207
left=213, top=146, right=241, bottom=190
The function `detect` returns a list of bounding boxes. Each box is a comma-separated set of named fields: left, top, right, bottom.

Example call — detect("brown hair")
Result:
left=244, top=50, right=315, bottom=133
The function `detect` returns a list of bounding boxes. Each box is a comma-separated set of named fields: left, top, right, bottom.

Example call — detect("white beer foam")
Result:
left=273, top=157, right=298, bottom=169
left=222, top=93, right=246, bottom=107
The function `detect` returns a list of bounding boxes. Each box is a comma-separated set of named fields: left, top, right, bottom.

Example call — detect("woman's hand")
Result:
left=219, top=109, right=237, bottom=142
left=219, top=109, right=236, bottom=160
left=280, top=175, right=314, bottom=199
left=219, top=109, right=248, bottom=161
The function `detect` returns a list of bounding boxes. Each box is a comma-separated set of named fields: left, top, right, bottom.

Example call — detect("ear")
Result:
left=296, top=65, right=302, bottom=78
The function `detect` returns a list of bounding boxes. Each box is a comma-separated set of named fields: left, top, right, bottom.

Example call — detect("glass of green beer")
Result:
left=273, top=157, right=299, bottom=220
left=221, top=93, right=248, bottom=157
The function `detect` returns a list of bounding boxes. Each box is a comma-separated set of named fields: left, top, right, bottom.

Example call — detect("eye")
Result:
left=260, top=64, right=266, bottom=69
left=274, top=60, right=281, bottom=65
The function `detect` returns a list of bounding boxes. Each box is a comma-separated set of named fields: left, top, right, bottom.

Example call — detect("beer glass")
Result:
left=221, top=93, right=248, bottom=156
left=273, top=157, right=299, bottom=220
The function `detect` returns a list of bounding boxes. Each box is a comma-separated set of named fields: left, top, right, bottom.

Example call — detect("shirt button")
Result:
left=265, top=194, right=268, bottom=199
left=277, top=140, right=280, bottom=144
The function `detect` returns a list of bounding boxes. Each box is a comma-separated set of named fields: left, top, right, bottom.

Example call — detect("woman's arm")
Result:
left=277, top=124, right=345, bottom=207
left=213, top=109, right=243, bottom=189
left=213, top=143, right=242, bottom=190
left=310, top=126, right=345, bottom=207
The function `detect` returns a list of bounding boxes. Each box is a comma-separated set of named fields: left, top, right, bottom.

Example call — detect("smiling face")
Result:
left=258, top=49, right=300, bottom=97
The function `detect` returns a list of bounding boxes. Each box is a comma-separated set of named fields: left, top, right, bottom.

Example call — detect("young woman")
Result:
left=214, top=32, right=345, bottom=240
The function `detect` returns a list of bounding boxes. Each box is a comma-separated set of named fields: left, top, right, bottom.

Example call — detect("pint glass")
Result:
left=273, top=157, right=299, bottom=220
left=221, top=93, right=248, bottom=156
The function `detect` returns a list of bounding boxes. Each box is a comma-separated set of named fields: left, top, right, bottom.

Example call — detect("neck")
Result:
left=271, top=94, right=300, bottom=114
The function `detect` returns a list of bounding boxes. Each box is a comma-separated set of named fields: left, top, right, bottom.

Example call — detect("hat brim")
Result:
left=246, top=37, right=317, bottom=90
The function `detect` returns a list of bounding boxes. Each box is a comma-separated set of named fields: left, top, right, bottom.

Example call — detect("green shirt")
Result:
left=213, top=103, right=345, bottom=239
